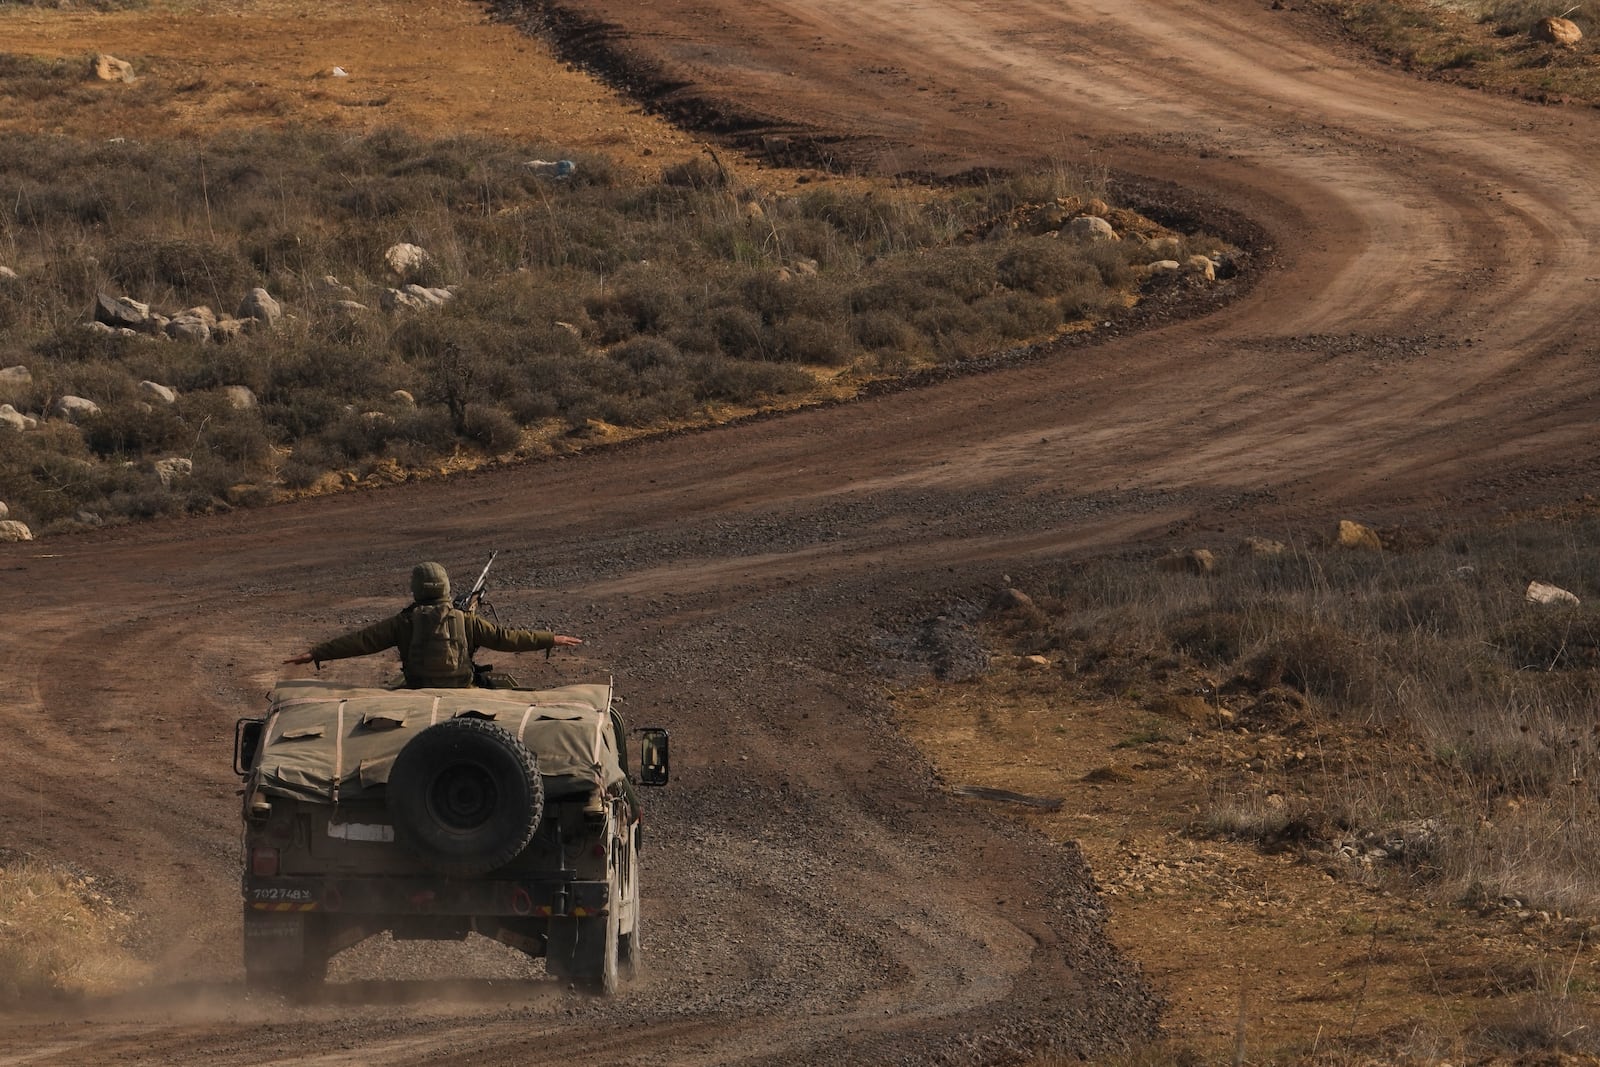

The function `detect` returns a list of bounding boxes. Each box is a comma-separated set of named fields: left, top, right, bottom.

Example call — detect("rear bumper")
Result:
left=242, top=875, right=611, bottom=918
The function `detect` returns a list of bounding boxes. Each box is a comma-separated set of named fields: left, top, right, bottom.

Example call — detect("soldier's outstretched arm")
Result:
left=468, top=615, right=582, bottom=653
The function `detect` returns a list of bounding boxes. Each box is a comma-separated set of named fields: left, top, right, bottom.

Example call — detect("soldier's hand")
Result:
left=553, top=635, right=583, bottom=647
left=283, top=652, right=315, bottom=665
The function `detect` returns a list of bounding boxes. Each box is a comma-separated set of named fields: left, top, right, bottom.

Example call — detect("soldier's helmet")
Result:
left=411, top=561, right=451, bottom=603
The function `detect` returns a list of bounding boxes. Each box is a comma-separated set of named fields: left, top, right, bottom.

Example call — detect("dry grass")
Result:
left=1315, top=0, right=1600, bottom=101
left=0, top=116, right=1212, bottom=534
left=983, top=513, right=1600, bottom=918
left=0, top=858, right=148, bottom=1001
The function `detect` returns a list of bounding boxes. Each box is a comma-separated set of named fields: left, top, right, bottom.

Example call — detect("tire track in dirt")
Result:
left=5, top=0, right=1600, bottom=1062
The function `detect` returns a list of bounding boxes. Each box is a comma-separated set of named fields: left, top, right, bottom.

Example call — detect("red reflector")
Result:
left=250, top=847, right=280, bottom=877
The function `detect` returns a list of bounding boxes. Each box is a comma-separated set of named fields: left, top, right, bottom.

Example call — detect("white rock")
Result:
left=524, top=159, right=576, bottom=179
left=91, top=54, right=135, bottom=83
left=315, top=275, right=358, bottom=299
left=94, top=292, right=152, bottom=330
left=152, top=457, right=194, bottom=488
left=384, top=243, right=430, bottom=281
left=391, top=389, right=416, bottom=407
left=1186, top=255, right=1217, bottom=282
left=212, top=318, right=247, bottom=343
left=237, top=288, right=283, bottom=328
left=0, top=404, right=36, bottom=428
left=1066, top=216, right=1119, bottom=242
left=0, top=365, right=31, bottom=393
left=0, top=266, right=17, bottom=280
left=0, top=520, right=33, bottom=543
left=401, top=283, right=452, bottom=307
left=0, top=500, right=7, bottom=519
left=1526, top=580, right=1580, bottom=607
left=1148, top=260, right=1182, bottom=273
left=51, top=395, right=101, bottom=422
left=222, top=385, right=257, bottom=410
left=1145, top=235, right=1183, bottom=258
left=139, top=380, right=177, bottom=404
left=381, top=288, right=428, bottom=312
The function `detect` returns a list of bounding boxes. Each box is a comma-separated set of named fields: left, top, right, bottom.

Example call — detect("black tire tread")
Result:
left=388, top=717, right=543, bottom=877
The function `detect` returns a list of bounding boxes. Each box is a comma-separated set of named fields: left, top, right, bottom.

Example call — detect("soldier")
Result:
left=283, top=561, right=582, bottom=688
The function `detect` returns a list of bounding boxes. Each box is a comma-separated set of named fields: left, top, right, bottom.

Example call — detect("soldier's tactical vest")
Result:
left=405, top=603, right=472, bottom=687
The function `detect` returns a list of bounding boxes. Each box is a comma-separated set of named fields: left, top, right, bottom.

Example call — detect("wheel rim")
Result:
left=428, top=760, right=498, bottom=830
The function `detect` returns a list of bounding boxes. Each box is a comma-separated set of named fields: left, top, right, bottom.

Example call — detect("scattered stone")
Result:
left=383, top=243, right=430, bottom=281
left=988, top=587, right=1036, bottom=612
left=85, top=320, right=117, bottom=336
left=165, top=306, right=215, bottom=343
left=94, top=292, right=152, bottom=331
left=139, top=380, right=177, bottom=405
left=329, top=66, right=350, bottom=78
left=1147, top=259, right=1182, bottom=273
left=51, top=395, right=101, bottom=423
left=792, top=259, right=819, bottom=278
left=1336, top=519, right=1383, bottom=552
left=1238, top=536, right=1287, bottom=558
left=1018, top=654, right=1053, bottom=671
left=742, top=201, right=766, bottom=221
left=236, top=288, right=282, bottom=328
left=380, top=288, right=419, bottom=312
left=0, top=501, right=6, bottom=519
left=1065, top=215, right=1119, bottom=242
left=91, top=54, right=135, bottom=83
left=314, top=275, right=358, bottom=299
left=211, top=318, right=247, bottom=344
left=524, top=159, right=576, bottom=179
left=0, top=519, right=33, bottom=542
left=0, top=365, right=32, bottom=396
left=1186, top=255, right=1217, bottom=281
left=1532, top=16, right=1582, bottom=47
left=333, top=300, right=370, bottom=313
left=391, top=389, right=416, bottom=407
left=75, top=511, right=104, bottom=527
left=1158, top=547, right=1217, bottom=574
left=152, top=457, right=194, bottom=488
left=403, top=283, right=453, bottom=307
left=1526, top=580, right=1580, bottom=607
left=0, top=266, right=17, bottom=280
left=222, top=385, right=258, bottom=410
left=1145, top=235, right=1183, bottom=258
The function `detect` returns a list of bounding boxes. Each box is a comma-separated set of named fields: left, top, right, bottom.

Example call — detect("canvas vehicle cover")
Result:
left=257, top=679, right=624, bottom=804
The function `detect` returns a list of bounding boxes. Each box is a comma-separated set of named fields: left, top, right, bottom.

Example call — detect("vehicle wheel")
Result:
left=586, top=905, right=620, bottom=996
left=388, top=717, right=543, bottom=877
left=618, top=832, right=641, bottom=981
left=545, top=911, right=619, bottom=994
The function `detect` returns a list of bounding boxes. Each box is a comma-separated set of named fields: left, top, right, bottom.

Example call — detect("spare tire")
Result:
left=388, top=717, right=543, bottom=877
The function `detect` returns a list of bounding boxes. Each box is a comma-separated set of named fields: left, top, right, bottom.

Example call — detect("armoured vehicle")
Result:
left=233, top=679, right=669, bottom=994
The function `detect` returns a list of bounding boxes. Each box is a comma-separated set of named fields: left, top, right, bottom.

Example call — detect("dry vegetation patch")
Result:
left=1312, top=0, right=1600, bottom=102
left=0, top=117, right=1225, bottom=534
left=893, top=515, right=1600, bottom=1062
left=0, top=856, right=148, bottom=1002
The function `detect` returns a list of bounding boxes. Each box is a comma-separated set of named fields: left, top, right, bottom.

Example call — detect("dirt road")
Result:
left=3, top=0, right=1598, bottom=1062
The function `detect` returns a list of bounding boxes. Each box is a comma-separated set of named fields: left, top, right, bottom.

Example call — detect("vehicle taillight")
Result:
left=251, top=847, right=280, bottom=877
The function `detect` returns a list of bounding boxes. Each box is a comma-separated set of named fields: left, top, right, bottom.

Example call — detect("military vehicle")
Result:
left=233, top=679, right=669, bottom=995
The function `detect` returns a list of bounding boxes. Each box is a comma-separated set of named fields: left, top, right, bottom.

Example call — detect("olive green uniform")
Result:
left=310, top=609, right=558, bottom=689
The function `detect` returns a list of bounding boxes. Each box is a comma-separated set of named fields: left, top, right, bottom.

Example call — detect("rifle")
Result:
left=454, top=551, right=498, bottom=617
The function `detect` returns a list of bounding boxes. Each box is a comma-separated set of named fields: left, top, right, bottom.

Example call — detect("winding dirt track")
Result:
left=4, top=0, right=1600, bottom=1062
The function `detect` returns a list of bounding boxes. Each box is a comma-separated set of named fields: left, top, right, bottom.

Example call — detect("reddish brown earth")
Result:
left=3, top=0, right=1600, bottom=1063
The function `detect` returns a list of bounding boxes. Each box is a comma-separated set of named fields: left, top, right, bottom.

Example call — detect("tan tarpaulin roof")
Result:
left=258, top=680, right=623, bottom=803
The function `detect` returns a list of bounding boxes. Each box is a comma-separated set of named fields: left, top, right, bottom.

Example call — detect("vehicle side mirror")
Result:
left=235, top=718, right=265, bottom=777
left=637, top=727, right=669, bottom=787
